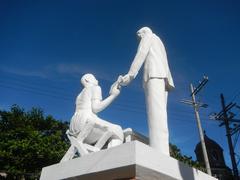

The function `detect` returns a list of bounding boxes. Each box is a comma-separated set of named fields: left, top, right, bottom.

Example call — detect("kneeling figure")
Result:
left=61, top=74, right=123, bottom=162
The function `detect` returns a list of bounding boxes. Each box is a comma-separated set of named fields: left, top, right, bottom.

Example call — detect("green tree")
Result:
left=0, top=105, right=206, bottom=179
left=170, top=144, right=205, bottom=172
left=0, top=105, right=69, bottom=179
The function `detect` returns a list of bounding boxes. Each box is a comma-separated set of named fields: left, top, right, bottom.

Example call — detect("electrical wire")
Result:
left=0, top=78, right=218, bottom=126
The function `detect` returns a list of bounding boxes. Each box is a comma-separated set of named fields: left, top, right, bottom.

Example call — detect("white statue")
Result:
left=120, top=27, right=174, bottom=156
left=61, top=74, right=123, bottom=162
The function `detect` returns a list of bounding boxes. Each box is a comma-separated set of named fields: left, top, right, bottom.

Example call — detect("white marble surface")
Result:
left=61, top=74, right=124, bottom=162
left=120, top=27, right=175, bottom=156
left=40, top=141, right=217, bottom=180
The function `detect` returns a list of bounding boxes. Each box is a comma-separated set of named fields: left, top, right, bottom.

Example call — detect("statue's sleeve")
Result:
left=92, top=86, right=103, bottom=101
left=128, top=35, right=152, bottom=78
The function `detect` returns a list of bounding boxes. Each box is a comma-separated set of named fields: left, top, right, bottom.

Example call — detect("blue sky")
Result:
left=1, top=0, right=240, bottom=169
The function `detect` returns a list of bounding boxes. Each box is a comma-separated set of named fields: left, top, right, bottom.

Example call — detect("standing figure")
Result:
left=121, top=27, right=174, bottom=156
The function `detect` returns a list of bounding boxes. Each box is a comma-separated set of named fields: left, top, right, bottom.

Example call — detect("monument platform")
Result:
left=40, top=141, right=217, bottom=180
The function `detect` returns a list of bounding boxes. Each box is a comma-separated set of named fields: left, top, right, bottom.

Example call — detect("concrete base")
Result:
left=40, top=141, right=217, bottom=180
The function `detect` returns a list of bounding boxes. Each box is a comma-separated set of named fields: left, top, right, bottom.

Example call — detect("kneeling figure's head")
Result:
left=81, top=74, right=98, bottom=87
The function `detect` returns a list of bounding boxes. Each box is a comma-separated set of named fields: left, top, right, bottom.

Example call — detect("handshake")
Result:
left=109, top=74, right=134, bottom=96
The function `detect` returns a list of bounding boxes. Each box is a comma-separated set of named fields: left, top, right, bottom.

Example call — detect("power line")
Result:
left=0, top=84, right=73, bottom=101
left=0, top=77, right=219, bottom=127
left=230, top=90, right=240, bottom=102
left=0, top=85, right=216, bottom=125
left=0, top=74, right=71, bottom=92
left=0, top=80, right=72, bottom=98
left=233, top=130, right=240, bottom=150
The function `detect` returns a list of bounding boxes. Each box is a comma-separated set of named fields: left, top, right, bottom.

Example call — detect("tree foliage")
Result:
left=0, top=105, right=206, bottom=179
left=0, top=105, right=69, bottom=179
left=170, top=144, right=205, bottom=172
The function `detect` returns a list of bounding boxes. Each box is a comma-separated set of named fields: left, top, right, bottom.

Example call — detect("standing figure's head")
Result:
left=137, top=27, right=153, bottom=40
left=81, top=74, right=98, bottom=87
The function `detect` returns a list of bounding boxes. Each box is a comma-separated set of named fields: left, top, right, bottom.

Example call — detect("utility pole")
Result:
left=181, top=76, right=212, bottom=176
left=220, top=94, right=239, bottom=179
left=210, top=93, right=240, bottom=179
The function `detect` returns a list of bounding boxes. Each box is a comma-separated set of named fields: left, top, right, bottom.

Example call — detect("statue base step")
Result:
left=40, top=141, right=217, bottom=180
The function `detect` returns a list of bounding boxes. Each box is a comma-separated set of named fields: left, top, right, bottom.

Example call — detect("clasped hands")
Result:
left=109, top=74, right=133, bottom=96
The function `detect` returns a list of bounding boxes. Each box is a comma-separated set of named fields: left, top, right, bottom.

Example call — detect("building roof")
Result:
left=195, top=133, right=223, bottom=153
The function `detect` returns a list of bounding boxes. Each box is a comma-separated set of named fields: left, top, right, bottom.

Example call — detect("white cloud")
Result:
left=0, top=63, right=115, bottom=82
left=55, top=63, right=86, bottom=76
left=0, top=66, right=48, bottom=78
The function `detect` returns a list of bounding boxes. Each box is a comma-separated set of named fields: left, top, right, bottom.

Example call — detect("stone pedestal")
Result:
left=40, top=141, right=217, bottom=180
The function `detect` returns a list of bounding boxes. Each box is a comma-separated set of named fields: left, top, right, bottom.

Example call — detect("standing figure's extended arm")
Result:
left=128, top=35, right=152, bottom=78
